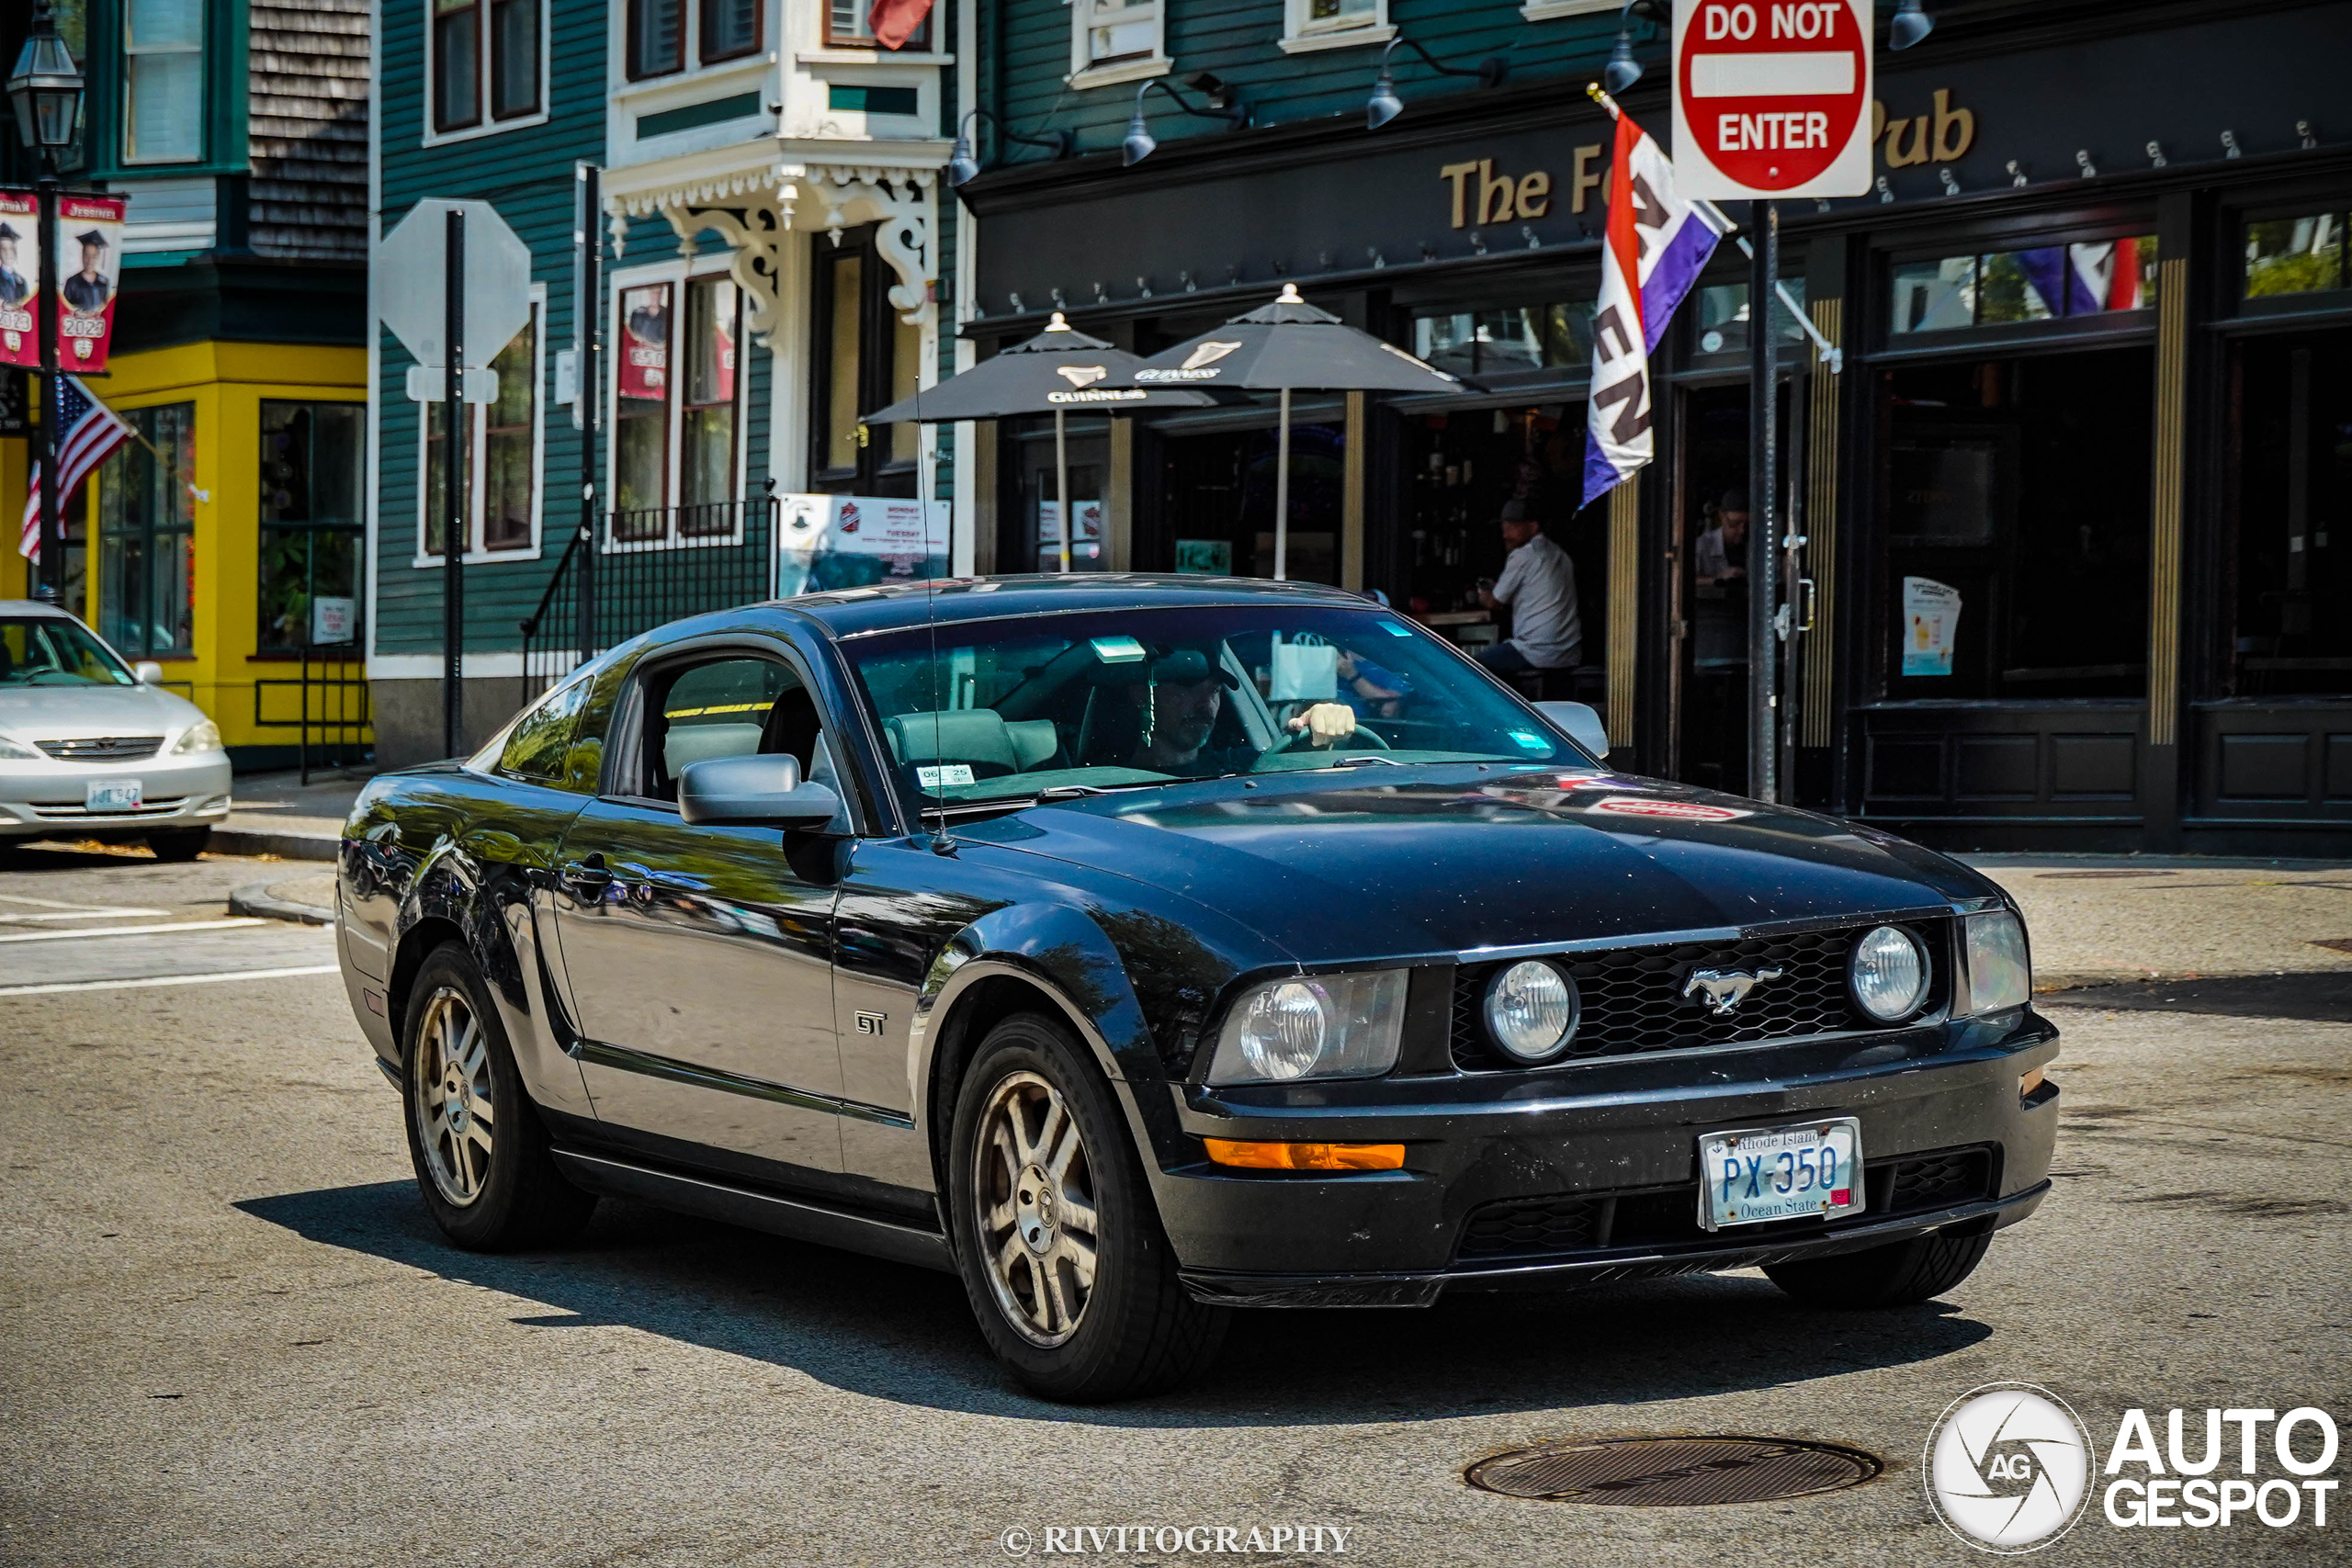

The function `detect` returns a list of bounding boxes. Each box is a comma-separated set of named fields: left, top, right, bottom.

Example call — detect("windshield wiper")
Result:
left=1328, top=754, right=1406, bottom=768
left=1036, top=781, right=1165, bottom=800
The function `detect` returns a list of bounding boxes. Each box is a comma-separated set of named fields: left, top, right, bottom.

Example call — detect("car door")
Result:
left=549, top=642, right=849, bottom=1178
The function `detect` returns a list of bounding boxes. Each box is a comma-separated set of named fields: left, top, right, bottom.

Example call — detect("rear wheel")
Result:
left=1763, top=1223, right=1995, bottom=1308
left=147, top=828, right=209, bottom=862
left=401, top=942, right=595, bottom=1250
left=948, top=1012, right=1227, bottom=1402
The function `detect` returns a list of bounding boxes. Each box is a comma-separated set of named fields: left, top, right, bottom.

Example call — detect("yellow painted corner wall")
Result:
left=1, top=341, right=368, bottom=753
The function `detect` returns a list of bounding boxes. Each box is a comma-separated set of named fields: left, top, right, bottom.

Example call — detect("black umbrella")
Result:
left=864, top=313, right=1216, bottom=572
left=1120, top=284, right=1464, bottom=580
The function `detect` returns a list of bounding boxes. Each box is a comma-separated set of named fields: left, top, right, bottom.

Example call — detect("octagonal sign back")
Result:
left=377, top=199, right=536, bottom=370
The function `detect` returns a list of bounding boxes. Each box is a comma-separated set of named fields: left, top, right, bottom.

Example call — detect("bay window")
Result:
left=259, top=403, right=366, bottom=651
left=97, top=406, right=198, bottom=659
left=612, top=273, right=745, bottom=544
left=630, top=0, right=761, bottom=76
left=830, top=0, right=926, bottom=49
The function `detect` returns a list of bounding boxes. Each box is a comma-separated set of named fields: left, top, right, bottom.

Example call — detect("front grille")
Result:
left=1453, top=919, right=1946, bottom=1070
left=35, top=736, right=164, bottom=761
left=30, top=796, right=187, bottom=818
left=1454, top=1144, right=1998, bottom=1262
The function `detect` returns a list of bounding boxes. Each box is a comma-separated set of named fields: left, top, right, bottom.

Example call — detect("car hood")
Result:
left=980, top=767, right=1997, bottom=961
left=0, top=681, right=203, bottom=739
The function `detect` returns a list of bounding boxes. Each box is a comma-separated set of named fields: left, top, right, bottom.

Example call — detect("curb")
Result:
left=229, top=878, right=337, bottom=927
left=210, top=826, right=340, bottom=862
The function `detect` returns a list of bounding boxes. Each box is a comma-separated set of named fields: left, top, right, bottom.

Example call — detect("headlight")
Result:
left=1962, top=909, right=2030, bottom=1014
left=1205, top=970, right=1408, bottom=1086
left=0, top=731, right=40, bottom=761
left=1848, top=924, right=1929, bottom=1022
left=168, top=719, right=223, bottom=755
left=1484, top=960, right=1579, bottom=1064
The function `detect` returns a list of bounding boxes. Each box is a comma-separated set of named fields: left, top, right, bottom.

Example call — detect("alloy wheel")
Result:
left=973, top=1069, right=1100, bottom=1348
left=413, top=985, right=494, bottom=1207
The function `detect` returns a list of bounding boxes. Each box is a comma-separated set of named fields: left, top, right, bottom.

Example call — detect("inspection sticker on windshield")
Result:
left=85, top=781, right=141, bottom=812
left=1091, top=636, right=1147, bottom=662
left=1585, top=795, right=1751, bottom=822
left=1508, top=731, right=1551, bottom=751
left=918, top=764, right=976, bottom=789
left=1699, top=1117, right=1863, bottom=1231
left=1376, top=619, right=1412, bottom=637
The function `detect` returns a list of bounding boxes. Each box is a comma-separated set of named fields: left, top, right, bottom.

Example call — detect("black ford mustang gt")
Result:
left=336, top=575, right=2057, bottom=1401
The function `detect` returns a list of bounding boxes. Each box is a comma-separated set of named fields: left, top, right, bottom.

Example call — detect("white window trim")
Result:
left=122, top=0, right=208, bottom=167
left=1277, top=0, right=1393, bottom=55
left=604, top=254, right=751, bottom=554
left=1520, top=0, right=1619, bottom=19
left=1068, top=0, right=1168, bottom=89
left=412, top=283, right=548, bottom=567
left=422, top=0, right=553, bottom=149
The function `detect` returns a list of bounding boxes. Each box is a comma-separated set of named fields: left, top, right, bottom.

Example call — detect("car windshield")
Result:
left=0, top=616, right=136, bottom=687
left=844, top=604, right=1588, bottom=807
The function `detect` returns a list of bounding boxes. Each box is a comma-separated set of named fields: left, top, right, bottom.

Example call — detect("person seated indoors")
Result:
left=1333, top=647, right=1410, bottom=719
left=1124, top=649, right=1359, bottom=778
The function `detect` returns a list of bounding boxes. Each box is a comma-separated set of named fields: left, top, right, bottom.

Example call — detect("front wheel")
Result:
left=947, top=1012, right=1227, bottom=1402
left=1763, top=1223, right=1995, bottom=1308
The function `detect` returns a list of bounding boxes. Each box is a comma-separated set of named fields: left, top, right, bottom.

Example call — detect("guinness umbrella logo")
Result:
left=1055, top=364, right=1108, bottom=387
left=1180, top=340, right=1241, bottom=371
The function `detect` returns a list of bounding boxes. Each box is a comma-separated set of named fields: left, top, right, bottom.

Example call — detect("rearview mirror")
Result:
left=678, top=753, right=841, bottom=829
left=134, top=661, right=164, bottom=685
left=1536, top=700, right=1610, bottom=760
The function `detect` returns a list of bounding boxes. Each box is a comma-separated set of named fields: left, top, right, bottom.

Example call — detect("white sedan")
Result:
left=0, top=601, right=232, bottom=860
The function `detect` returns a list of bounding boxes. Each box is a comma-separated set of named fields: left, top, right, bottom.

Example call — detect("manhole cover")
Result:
left=1466, top=1436, right=1882, bottom=1506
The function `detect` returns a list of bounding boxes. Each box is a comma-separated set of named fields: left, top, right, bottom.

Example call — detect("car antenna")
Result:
left=920, top=378, right=954, bottom=854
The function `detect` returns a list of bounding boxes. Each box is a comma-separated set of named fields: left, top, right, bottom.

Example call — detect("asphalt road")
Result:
left=1, top=845, right=2346, bottom=1567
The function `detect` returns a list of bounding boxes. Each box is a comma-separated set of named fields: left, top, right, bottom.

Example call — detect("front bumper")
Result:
left=0, top=752, right=233, bottom=839
left=1141, top=1010, right=2061, bottom=1304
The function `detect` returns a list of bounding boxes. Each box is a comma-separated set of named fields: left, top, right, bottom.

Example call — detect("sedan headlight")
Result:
left=0, top=730, right=40, bottom=761
left=1484, top=960, right=1580, bottom=1064
left=1205, top=970, right=1408, bottom=1086
left=168, top=719, right=223, bottom=755
left=1962, top=908, right=2031, bottom=1014
left=1848, top=924, right=1929, bottom=1022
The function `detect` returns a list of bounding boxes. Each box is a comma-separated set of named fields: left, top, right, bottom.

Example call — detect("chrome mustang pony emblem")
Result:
left=1682, top=966, right=1785, bottom=1016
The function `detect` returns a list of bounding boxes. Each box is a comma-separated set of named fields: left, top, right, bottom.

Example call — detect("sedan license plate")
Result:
left=1698, top=1117, right=1863, bottom=1232
left=85, top=780, right=142, bottom=812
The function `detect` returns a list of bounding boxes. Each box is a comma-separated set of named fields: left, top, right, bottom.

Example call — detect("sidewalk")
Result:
left=212, top=768, right=373, bottom=862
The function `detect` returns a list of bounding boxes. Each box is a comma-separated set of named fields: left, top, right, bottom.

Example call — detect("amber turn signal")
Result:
left=2020, top=1066, right=2046, bottom=1098
left=1203, top=1138, right=1405, bottom=1171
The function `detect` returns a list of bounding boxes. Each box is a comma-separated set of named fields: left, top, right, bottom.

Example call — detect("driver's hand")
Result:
left=1287, top=702, right=1358, bottom=748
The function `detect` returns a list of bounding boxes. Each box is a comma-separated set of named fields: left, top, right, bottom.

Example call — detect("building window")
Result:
left=614, top=280, right=673, bottom=531
left=681, top=276, right=742, bottom=515
left=2222, top=327, right=2352, bottom=697
left=258, top=402, right=366, bottom=651
left=490, top=0, right=542, bottom=118
left=124, top=0, right=206, bottom=164
left=2244, top=212, right=2348, bottom=299
left=1412, top=297, right=1597, bottom=379
left=701, top=0, right=760, bottom=59
left=1287, top=0, right=1385, bottom=39
left=96, top=405, right=198, bottom=659
left=423, top=303, right=542, bottom=557
left=1877, top=349, right=2152, bottom=700
left=829, top=0, right=928, bottom=50
left=630, top=0, right=759, bottom=74
left=435, top=0, right=543, bottom=131
left=1070, top=0, right=1162, bottom=76
left=1890, top=237, right=2157, bottom=335
left=628, top=0, right=685, bottom=75
left=811, top=229, right=920, bottom=497
left=611, top=274, right=744, bottom=544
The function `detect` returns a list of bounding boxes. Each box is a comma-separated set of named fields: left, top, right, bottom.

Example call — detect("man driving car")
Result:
left=1124, top=649, right=1358, bottom=777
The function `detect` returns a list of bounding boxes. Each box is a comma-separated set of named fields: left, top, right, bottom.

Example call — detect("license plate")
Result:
left=85, top=780, right=142, bottom=812
left=1697, top=1116, right=1863, bottom=1232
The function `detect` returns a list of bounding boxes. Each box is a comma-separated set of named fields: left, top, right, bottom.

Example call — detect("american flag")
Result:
left=17, top=377, right=137, bottom=561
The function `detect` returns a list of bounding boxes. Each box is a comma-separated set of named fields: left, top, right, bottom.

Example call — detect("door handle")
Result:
left=558, top=853, right=613, bottom=904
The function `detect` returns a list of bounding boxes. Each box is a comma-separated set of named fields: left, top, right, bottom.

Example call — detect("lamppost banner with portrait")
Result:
left=53, top=193, right=122, bottom=372
left=0, top=190, right=37, bottom=369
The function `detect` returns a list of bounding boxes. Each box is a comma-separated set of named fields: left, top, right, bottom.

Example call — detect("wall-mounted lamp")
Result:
left=947, top=107, right=1073, bottom=187
left=1888, top=0, right=1935, bottom=50
left=1365, top=37, right=1508, bottom=130
left=1122, top=79, right=1249, bottom=168
left=1604, top=0, right=1647, bottom=95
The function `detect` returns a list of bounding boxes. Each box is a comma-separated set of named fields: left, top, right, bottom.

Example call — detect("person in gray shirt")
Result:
left=1476, top=513, right=1582, bottom=673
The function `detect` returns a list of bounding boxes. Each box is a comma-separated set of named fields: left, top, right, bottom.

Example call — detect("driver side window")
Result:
left=637, top=651, right=844, bottom=813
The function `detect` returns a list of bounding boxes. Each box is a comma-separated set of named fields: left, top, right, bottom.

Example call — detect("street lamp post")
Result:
left=7, top=0, right=86, bottom=607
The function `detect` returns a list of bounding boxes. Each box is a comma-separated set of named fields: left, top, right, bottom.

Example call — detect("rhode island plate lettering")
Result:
left=1697, top=1116, right=1863, bottom=1232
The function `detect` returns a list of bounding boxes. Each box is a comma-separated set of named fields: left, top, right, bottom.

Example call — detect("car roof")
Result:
left=0, top=600, right=75, bottom=619
left=767, top=572, right=1374, bottom=640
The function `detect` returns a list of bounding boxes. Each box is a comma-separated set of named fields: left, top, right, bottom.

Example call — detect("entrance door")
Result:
left=1008, top=416, right=1111, bottom=571
left=1676, top=384, right=1755, bottom=795
left=551, top=646, right=848, bottom=1177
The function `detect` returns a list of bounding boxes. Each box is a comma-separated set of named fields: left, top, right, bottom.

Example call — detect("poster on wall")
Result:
left=1035, top=499, right=1103, bottom=570
left=617, top=283, right=670, bottom=401
left=0, top=191, right=38, bottom=370
left=1902, top=576, right=1962, bottom=676
left=55, top=195, right=125, bottom=371
left=775, top=492, right=949, bottom=596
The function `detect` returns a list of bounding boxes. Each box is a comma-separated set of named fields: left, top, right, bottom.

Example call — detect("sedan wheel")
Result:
left=412, top=984, right=495, bottom=1207
left=973, top=1070, right=1100, bottom=1348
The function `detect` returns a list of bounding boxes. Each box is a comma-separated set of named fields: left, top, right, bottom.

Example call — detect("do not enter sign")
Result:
left=1671, top=0, right=1871, bottom=199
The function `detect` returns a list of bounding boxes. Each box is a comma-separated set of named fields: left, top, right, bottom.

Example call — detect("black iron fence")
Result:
left=520, top=494, right=778, bottom=704
left=254, top=649, right=372, bottom=783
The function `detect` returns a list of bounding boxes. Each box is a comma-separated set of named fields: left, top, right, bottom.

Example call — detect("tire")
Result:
left=400, top=941, right=596, bottom=1250
left=1763, top=1222, right=1996, bottom=1308
left=147, top=828, right=210, bottom=862
left=947, top=1012, right=1227, bottom=1402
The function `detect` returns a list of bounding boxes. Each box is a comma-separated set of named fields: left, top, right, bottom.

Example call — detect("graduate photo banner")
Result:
left=0, top=191, right=38, bottom=370
left=56, top=195, right=125, bottom=372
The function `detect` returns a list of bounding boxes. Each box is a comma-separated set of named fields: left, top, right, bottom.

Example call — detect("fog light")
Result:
left=1203, top=1139, right=1404, bottom=1171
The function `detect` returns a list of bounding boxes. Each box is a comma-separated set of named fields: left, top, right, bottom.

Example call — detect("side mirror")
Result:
left=1536, top=700, right=1610, bottom=760
left=133, top=661, right=164, bottom=685
left=678, top=753, right=842, bottom=829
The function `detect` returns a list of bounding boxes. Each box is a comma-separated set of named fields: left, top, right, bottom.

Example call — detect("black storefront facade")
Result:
left=957, top=0, right=2352, bottom=854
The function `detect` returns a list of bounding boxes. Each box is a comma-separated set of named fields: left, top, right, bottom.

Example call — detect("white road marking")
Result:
left=0, top=964, right=342, bottom=997
left=0, top=917, right=277, bottom=944
left=0, top=894, right=171, bottom=920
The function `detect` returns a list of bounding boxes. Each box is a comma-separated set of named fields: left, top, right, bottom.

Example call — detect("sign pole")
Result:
left=1747, top=198, right=1779, bottom=804
left=32, top=167, right=60, bottom=605
left=575, top=165, right=601, bottom=665
left=442, top=209, right=467, bottom=758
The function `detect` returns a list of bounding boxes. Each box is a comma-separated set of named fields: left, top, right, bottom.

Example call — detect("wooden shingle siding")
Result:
left=251, top=0, right=372, bottom=260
